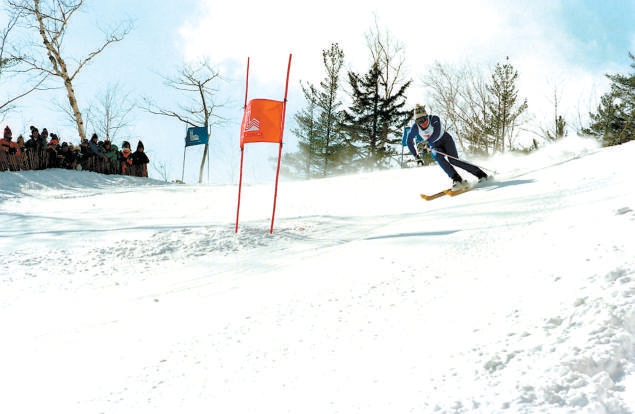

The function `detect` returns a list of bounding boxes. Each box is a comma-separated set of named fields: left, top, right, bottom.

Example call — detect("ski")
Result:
left=421, top=183, right=472, bottom=200
left=420, top=186, right=470, bottom=200
left=421, top=176, right=494, bottom=201
left=443, top=186, right=471, bottom=197
left=420, top=190, right=447, bottom=200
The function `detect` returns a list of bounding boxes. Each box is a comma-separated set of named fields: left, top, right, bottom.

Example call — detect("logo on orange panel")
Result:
left=244, top=118, right=260, bottom=133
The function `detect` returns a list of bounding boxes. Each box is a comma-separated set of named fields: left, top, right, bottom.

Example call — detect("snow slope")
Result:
left=1, top=136, right=634, bottom=413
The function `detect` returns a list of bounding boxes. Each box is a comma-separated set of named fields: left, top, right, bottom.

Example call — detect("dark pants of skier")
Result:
left=431, top=132, right=486, bottom=180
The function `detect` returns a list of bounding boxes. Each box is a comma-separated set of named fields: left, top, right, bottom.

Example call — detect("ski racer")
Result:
left=406, top=104, right=488, bottom=188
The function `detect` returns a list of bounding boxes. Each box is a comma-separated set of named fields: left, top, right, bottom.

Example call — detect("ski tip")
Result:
left=420, top=191, right=446, bottom=200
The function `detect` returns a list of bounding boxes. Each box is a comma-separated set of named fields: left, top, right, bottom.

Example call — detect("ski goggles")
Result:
left=416, top=116, right=429, bottom=128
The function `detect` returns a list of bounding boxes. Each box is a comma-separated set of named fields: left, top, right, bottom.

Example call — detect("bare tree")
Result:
left=143, top=58, right=225, bottom=184
left=422, top=62, right=463, bottom=144
left=361, top=18, right=411, bottom=165
left=365, top=18, right=409, bottom=102
left=85, top=82, right=135, bottom=143
left=423, top=61, right=492, bottom=154
left=150, top=160, right=170, bottom=182
left=0, top=9, right=47, bottom=117
left=543, top=81, right=567, bottom=142
left=7, top=0, right=132, bottom=141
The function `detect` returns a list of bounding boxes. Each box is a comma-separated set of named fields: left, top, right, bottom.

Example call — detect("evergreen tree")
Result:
left=487, top=56, right=528, bottom=152
left=546, top=115, right=567, bottom=141
left=286, top=83, right=320, bottom=179
left=315, top=43, right=348, bottom=175
left=286, top=43, right=347, bottom=178
left=584, top=53, right=635, bottom=146
left=341, top=61, right=410, bottom=170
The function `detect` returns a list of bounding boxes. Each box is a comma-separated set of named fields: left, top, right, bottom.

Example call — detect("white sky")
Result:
left=1, top=0, right=634, bottom=183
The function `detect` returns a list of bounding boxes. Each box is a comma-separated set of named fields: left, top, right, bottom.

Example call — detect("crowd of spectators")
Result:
left=0, top=125, right=149, bottom=177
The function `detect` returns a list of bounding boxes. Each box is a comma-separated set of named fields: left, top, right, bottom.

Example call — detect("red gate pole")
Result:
left=235, top=57, right=251, bottom=233
left=268, top=54, right=292, bottom=234
left=235, top=148, right=245, bottom=233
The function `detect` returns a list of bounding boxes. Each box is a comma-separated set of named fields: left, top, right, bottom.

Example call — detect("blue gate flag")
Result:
left=185, top=126, right=209, bottom=147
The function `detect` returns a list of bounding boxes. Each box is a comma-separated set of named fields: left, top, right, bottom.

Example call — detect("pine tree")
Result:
left=584, top=53, right=635, bottom=146
left=286, top=43, right=347, bottom=178
left=341, top=61, right=410, bottom=170
left=546, top=115, right=567, bottom=141
left=487, top=57, right=528, bottom=152
left=315, top=43, right=348, bottom=175
left=286, top=83, right=320, bottom=179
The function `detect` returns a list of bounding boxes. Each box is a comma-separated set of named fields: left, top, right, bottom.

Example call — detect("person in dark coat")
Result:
left=130, top=140, right=149, bottom=177
left=88, top=133, right=108, bottom=160
left=58, top=142, right=78, bottom=170
left=46, top=133, right=61, bottom=168
left=24, top=126, right=39, bottom=150
left=24, top=126, right=45, bottom=169
left=85, top=133, right=107, bottom=172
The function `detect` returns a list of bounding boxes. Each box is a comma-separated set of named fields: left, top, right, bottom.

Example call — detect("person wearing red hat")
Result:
left=0, top=125, right=22, bottom=170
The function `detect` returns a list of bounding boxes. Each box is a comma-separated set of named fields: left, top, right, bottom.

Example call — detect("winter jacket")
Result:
left=130, top=150, right=149, bottom=165
left=88, top=139, right=106, bottom=158
left=406, top=114, right=450, bottom=158
left=104, top=143, right=119, bottom=163
left=120, top=148, right=133, bottom=174
left=0, top=138, right=20, bottom=155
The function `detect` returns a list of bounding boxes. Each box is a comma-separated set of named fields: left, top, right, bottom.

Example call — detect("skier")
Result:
left=406, top=104, right=488, bottom=188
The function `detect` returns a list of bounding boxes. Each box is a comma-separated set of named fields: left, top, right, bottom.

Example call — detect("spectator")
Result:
left=88, top=134, right=106, bottom=158
left=58, top=142, right=78, bottom=170
left=37, top=128, right=50, bottom=169
left=120, top=140, right=133, bottom=175
left=102, top=140, right=120, bottom=174
left=78, top=138, right=90, bottom=170
left=16, top=134, right=28, bottom=169
left=130, top=140, right=149, bottom=177
left=0, top=126, right=21, bottom=171
left=16, top=134, right=25, bottom=152
left=46, top=133, right=61, bottom=168
left=24, top=126, right=43, bottom=169
left=40, top=128, right=50, bottom=149
left=88, top=133, right=108, bottom=173
left=24, top=126, right=39, bottom=149
left=0, top=125, right=18, bottom=153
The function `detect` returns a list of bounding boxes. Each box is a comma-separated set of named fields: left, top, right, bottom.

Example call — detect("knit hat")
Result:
left=3, top=125, right=11, bottom=139
left=413, top=104, right=427, bottom=120
left=137, top=140, right=144, bottom=150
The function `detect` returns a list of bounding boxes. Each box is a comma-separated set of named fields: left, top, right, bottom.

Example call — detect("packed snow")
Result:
left=1, top=136, right=634, bottom=413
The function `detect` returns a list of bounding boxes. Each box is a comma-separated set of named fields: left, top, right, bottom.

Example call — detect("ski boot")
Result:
left=452, top=173, right=468, bottom=190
